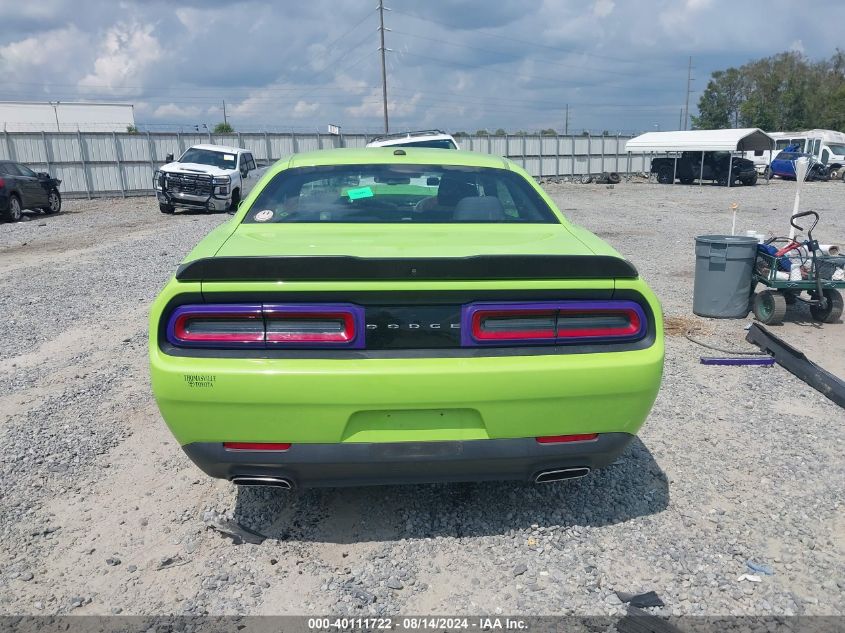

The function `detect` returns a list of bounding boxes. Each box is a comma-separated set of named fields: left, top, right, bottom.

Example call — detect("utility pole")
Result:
left=222, top=100, right=228, bottom=127
left=564, top=104, right=569, bottom=135
left=378, top=0, right=390, bottom=133
left=683, top=56, right=693, bottom=130
left=679, top=108, right=683, bottom=130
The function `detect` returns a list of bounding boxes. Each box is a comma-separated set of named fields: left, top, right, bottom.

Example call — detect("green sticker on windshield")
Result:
left=345, top=186, right=374, bottom=200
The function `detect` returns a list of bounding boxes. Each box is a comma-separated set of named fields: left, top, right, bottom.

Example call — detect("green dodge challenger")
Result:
left=149, top=148, right=664, bottom=488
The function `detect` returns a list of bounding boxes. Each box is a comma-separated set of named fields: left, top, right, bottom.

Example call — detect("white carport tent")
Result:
left=624, top=128, right=775, bottom=185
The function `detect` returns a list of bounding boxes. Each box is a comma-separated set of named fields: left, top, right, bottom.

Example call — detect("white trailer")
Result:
left=0, top=101, right=136, bottom=133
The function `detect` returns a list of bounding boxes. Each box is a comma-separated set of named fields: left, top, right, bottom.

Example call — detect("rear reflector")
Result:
left=166, top=303, right=364, bottom=349
left=536, top=434, right=598, bottom=444
left=223, top=442, right=291, bottom=451
left=462, top=301, right=646, bottom=346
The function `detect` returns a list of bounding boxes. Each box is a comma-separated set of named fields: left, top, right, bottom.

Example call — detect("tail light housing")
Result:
left=462, top=301, right=646, bottom=346
left=166, top=303, right=364, bottom=349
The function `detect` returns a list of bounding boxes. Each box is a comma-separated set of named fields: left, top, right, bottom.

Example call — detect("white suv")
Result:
left=366, top=130, right=459, bottom=150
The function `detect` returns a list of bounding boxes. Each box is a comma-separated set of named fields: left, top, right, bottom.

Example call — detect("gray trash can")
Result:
left=693, top=235, right=759, bottom=318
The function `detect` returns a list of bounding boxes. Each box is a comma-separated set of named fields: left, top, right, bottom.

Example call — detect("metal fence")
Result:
left=0, top=131, right=651, bottom=198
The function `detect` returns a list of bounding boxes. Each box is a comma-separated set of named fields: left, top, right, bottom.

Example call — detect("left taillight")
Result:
left=165, top=303, right=364, bottom=349
left=462, top=300, right=646, bottom=346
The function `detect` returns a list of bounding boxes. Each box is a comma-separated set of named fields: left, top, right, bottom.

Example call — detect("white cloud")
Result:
left=153, top=103, right=201, bottom=119
left=345, top=89, right=421, bottom=119
left=593, top=0, right=615, bottom=18
left=78, top=21, right=162, bottom=94
left=293, top=100, right=320, bottom=116
left=0, top=26, right=88, bottom=76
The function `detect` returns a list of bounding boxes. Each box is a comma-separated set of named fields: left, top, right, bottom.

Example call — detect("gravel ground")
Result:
left=0, top=180, right=843, bottom=618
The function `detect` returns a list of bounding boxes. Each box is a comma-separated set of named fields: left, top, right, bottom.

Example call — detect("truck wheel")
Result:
left=656, top=166, right=673, bottom=184
left=679, top=177, right=694, bottom=185
left=229, top=189, right=240, bottom=212
left=741, top=173, right=758, bottom=186
left=753, top=290, right=787, bottom=325
left=809, top=290, right=843, bottom=323
left=716, top=173, right=732, bottom=187
left=829, top=168, right=840, bottom=180
left=607, top=172, right=621, bottom=184
left=159, top=203, right=175, bottom=214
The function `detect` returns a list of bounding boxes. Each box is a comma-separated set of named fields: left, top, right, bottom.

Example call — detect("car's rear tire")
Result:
left=679, top=176, right=694, bottom=185
left=6, top=194, right=22, bottom=222
left=159, top=203, right=175, bottom=214
left=764, top=166, right=773, bottom=180
left=42, top=189, right=61, bottom=214
left=656, top=166, right=673, bottom=184
left=753, top=290, right=787, bottom=325
left=809, top=289, right=843, bottom=323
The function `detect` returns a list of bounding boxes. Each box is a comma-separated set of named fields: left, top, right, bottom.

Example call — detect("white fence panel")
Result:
left=4, top=131, right=637, bottom=196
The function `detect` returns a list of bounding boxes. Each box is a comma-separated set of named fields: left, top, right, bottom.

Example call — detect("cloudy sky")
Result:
left=1, top=0, right=842, bottom=134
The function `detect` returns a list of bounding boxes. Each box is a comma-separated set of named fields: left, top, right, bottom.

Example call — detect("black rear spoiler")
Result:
left=175, top=255, right=638, bottom=282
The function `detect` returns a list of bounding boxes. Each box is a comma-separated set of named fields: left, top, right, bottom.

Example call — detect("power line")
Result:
left=390, top=29, right=640, bottom=78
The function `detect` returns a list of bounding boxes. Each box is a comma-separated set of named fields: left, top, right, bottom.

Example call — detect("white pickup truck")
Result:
left=154, top=144, right=266, bottom=214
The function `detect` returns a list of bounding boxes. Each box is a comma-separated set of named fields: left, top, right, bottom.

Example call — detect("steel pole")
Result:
left=378, top=0, right=389, bottom=133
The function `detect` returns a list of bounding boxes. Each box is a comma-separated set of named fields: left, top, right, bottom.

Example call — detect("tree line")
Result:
left=693, top=50, right=845, bottom=131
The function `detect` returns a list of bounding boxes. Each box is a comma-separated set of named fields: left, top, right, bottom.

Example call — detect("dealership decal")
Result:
left=184, top=374, right=216, bottom=388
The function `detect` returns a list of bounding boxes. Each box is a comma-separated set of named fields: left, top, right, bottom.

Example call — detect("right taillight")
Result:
left=165, top=303, right=364, bottom=349
left=462, top=301, right=646, bottom=346
left=0, top=178, right=5, bottom=189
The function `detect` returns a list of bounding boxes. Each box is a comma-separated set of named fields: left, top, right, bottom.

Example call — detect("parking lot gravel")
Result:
left=0, top=179, right=843, bottom=617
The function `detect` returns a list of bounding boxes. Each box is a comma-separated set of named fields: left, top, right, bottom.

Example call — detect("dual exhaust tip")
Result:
left=231, top=476, right=293, bottom=489
left=534, top=467, right=590, bottom=484
left=230, top=468, right=590, bottom=488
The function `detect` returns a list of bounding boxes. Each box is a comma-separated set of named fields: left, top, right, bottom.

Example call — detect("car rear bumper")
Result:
left=182, top=433, right=634, bottom=487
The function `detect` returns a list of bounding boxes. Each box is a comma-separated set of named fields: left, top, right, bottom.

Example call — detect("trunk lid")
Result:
left=214, top=223, right=596, bottom=259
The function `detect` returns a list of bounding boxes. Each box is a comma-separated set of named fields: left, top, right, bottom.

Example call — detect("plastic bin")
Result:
left=693, top=235, right=759, bottom=318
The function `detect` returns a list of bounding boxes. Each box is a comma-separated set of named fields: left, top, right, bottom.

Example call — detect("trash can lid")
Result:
left=695, top=234, right=759, bottom=245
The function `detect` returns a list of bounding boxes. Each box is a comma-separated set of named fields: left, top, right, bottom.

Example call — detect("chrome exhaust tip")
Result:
left=534, top=467, right=591, bottom=484
left=231, top=476, right=293, bottom=489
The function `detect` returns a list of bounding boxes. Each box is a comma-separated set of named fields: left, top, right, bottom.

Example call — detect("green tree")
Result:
left=213, top=122, right=235, bottom=133
left=452, top=131, right=469, bottom=138
left=475, top=129, right=490, bottom=136
left=126, top=125, right=139, bottom=134
left=540, top=128, right=557, bottom=135
left=493, top=128, right=507, bottom=136
left=693, top=50, right=845, bottom=130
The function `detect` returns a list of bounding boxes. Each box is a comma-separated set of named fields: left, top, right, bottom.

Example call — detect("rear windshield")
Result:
left=243, top=164, right=558, bottom=224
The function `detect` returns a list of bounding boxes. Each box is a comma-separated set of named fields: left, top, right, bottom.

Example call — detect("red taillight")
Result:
left=264, top=309, right=356, bottom=344
left=0, top=178, right=5, bottom=189
left=223, top=442, right=291, bottom=451
left=166, top=303, right=364, bottom=349
left=536, top=434, right=598, bottom=444
left=462, top=301, right=647, bottom=346
left=470, top=309, right=556, bottom=341
left=556, top=309, right=641, bottom=339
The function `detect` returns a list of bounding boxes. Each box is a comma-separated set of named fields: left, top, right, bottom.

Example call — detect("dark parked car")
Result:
left=0, top=160, right=62, bottom=222
left=769, top=147, right=830, bottom=181
left=651, top=151, right=758, bottom=186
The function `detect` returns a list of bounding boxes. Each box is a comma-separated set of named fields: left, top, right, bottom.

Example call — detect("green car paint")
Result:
left=149, top=148, right=664, bottom=487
